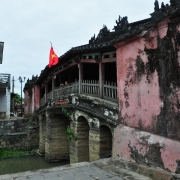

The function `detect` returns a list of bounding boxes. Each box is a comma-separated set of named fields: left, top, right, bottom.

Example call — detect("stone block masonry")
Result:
left=0, top=119, right=39, bottom=150
left=45, top=112, right=70, bottom=162
left=89, top=129, right=100, bottom=162
left=38, top=115, right=46, bottom=156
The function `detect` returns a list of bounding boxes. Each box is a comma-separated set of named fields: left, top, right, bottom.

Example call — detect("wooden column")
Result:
left=99, top=62, right=104, bottom=98
left=78, top=63, right=83, bottom=94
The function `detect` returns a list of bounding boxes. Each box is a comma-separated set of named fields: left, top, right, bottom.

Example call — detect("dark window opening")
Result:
left=104, top=62, right=117, bottom=83
left=55, top=65, right=79, bottom=88
left=47, top=80, right=52, bottom=93
left=83, top=63, right=99, bottom=80
left=40, top=87, right=45, bottom=98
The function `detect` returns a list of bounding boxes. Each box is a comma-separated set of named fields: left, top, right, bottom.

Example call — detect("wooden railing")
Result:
left=54, top=81, right=79, bottom=99
left=103, top=81, right=117, bottom=100
left=82, top=80, right=100, bottom=97
left=40, top=80, right=117, bottom=106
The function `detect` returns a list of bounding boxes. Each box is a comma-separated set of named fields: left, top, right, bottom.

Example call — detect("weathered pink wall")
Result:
left=114, top=17, right=180, bottom=172
left=32, top=85, right=40, bottom=112
left=24, top=85, right=40, bottom=115
left=116, top=32, right=161, bottom=132
left=24, top=90, right=29, bottom=116
left=113, top=125, right=180, bottom=173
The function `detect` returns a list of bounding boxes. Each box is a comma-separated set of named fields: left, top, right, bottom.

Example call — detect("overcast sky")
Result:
left=0, top=0, right=170, bottom=96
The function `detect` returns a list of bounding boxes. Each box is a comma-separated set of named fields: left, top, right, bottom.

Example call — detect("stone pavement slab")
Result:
left=0, top=159, right=152, bottom=180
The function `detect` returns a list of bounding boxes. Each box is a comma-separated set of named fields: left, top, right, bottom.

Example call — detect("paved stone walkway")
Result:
left=0, top=159, right=152, bottom=180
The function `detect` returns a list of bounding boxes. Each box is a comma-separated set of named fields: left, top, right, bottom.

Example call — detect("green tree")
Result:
left=62, top=107, right=78, bottom=141
left=13, top=93, right=23, bottom=104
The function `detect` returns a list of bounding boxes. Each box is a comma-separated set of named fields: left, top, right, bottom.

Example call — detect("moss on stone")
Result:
left=0, top=148, right=37, bottom=159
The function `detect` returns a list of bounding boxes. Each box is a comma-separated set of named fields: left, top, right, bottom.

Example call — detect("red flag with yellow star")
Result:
left=49, top=47, right=59, bottom=68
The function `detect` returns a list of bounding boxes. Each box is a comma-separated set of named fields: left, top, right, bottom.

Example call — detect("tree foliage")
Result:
left=62, top=107, right=78, bottom=141
left=13, top=93, right=23, bottom=104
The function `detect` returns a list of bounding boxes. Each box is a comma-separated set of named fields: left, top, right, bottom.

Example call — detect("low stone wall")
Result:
left=0, top=119, right=39, bottom=150
left=0, top=119, right=28, bottom=134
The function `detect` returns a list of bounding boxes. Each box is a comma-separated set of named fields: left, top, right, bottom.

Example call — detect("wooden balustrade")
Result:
left=40, top=80, right=117, bottom=106
left=82, top=80, right=100, bottom=97
left=103, top=81, right=117, bottom=100
left=54, top=81, right=79, bottom=99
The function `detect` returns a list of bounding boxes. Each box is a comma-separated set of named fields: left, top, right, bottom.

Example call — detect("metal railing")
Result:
left=40, top=80, right=117, bottom=106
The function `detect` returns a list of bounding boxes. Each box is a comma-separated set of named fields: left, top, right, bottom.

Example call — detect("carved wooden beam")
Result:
left=102, top=57, right=116, bottom=63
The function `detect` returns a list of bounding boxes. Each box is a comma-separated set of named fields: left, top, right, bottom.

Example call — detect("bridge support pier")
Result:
left=45, top=112, right=70, bottom=162
left=69, top=121, right=78, bottom=164
left=38, top=114, right=46, bottom=156
left=89, top=129, right=100, bottom=161
left=70, top=117, right=90, bottom=163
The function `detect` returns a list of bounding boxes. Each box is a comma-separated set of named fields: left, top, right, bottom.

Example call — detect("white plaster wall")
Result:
left=6, top=87, right=10, bottom=119
left=0, top=89, right=6, bottom=112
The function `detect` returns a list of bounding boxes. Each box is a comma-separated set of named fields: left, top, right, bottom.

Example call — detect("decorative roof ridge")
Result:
left=34, top=1, right=180, bottom=85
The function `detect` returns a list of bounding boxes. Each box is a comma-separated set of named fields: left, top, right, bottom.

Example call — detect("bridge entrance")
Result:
left=100, top=125, right=112, bottom=158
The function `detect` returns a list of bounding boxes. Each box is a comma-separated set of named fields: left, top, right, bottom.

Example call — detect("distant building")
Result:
left=0, top=42, right=11, bottom=119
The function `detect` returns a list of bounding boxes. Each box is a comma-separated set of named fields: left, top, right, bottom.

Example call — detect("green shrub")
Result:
left=0, top=148, right=37, bottom=159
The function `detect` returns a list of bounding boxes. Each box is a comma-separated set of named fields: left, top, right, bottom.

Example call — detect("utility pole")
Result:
left=19, top=76, right=26, bottom=116
left=12, top=76, right=15, bottom=113
left=12, top=76, right=14, bottom=93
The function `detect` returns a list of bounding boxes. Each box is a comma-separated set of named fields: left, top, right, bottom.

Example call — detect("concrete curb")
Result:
left=110, top=158, right=180, bottom=180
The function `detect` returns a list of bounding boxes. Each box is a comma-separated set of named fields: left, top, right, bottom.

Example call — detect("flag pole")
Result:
left=50, top=41, right=52, bottom=47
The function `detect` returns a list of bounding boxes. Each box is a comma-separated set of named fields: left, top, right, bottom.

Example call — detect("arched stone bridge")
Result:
left=35, top=94, right=118, bottom=163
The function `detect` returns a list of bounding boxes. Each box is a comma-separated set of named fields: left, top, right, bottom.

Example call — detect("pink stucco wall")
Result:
left=24, top=90, right=30, bottom=116
left=113, top=125, right=180, bottom=173
left=114, top=17, right=180, bottom=172
left=116, top=32, right=161, bottom=131
left=115, top=18, right=180, bottom=132
left=24, top=85, right=40, bottom=116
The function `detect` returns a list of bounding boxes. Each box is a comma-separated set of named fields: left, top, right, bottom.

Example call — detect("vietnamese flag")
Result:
left=49, top=47, right=59, bottom=68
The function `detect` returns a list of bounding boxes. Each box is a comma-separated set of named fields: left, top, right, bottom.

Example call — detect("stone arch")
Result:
left=76, top=115, right=90, bottom=162
left=100, top=122, right=114, bottom=135
left=74, top=110, right=90, bottom=122
left=100, top=125, right=113, bottom=158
